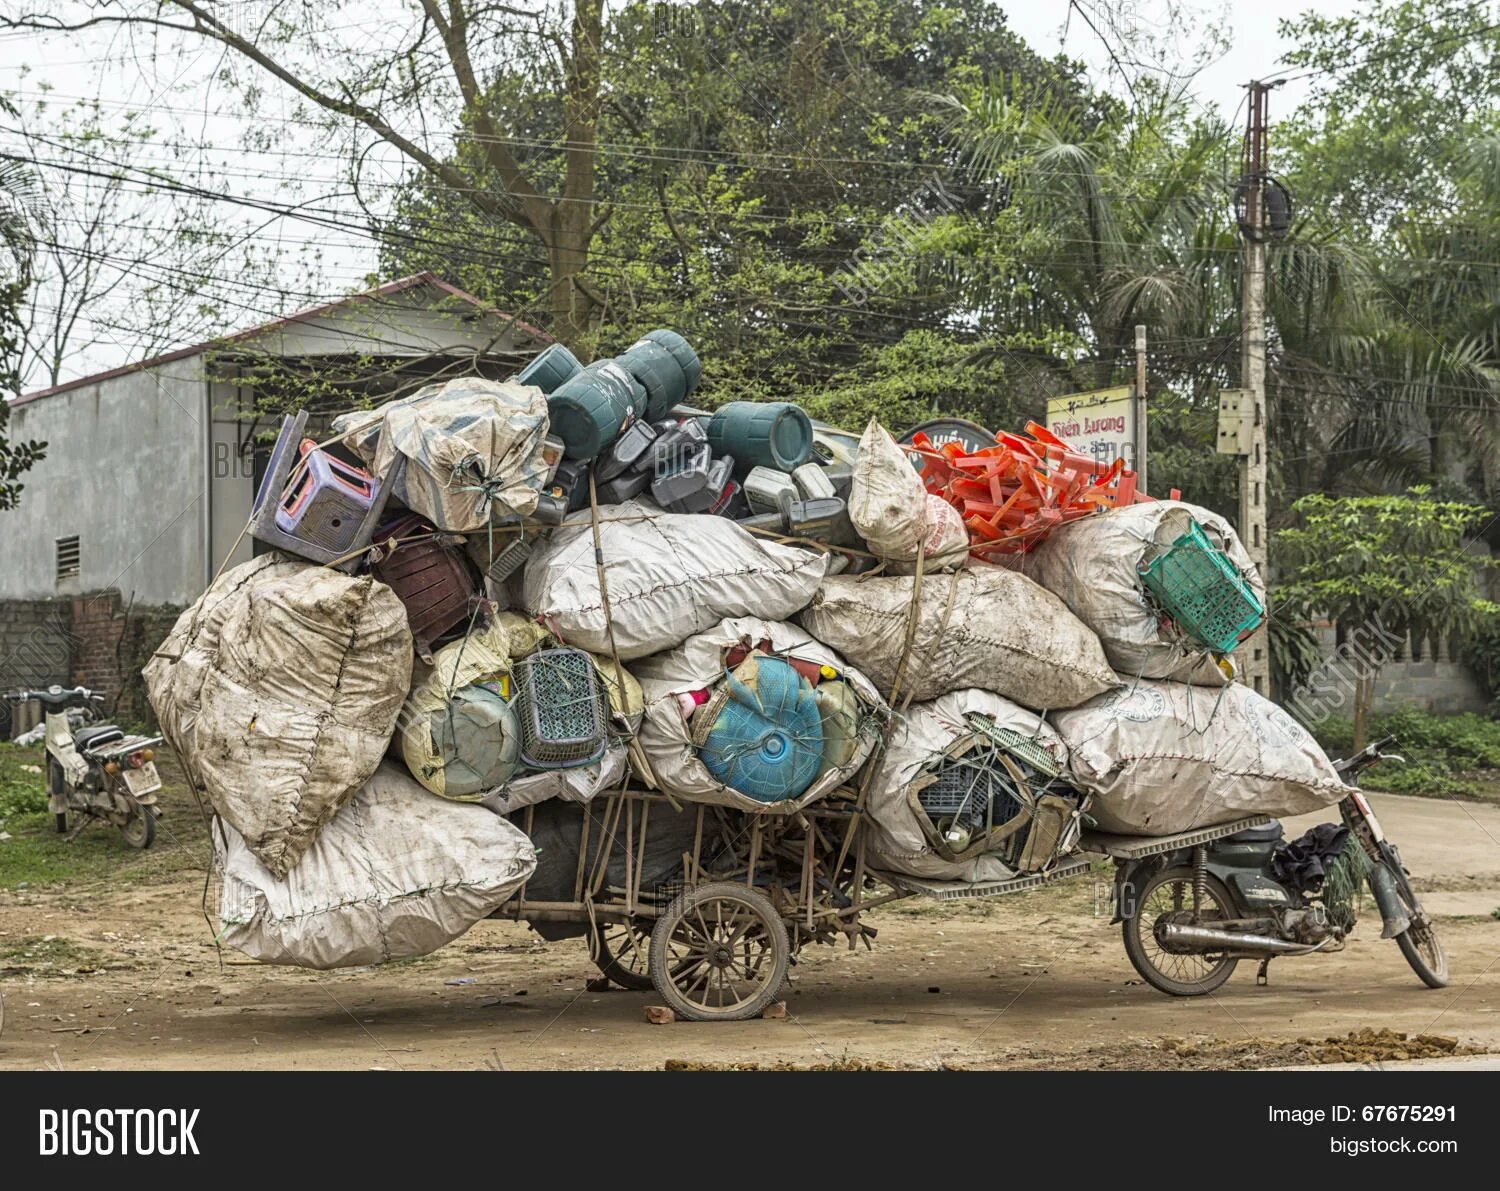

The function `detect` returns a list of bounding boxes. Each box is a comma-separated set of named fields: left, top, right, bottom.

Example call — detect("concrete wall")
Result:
left=1310, top=624, right=1490, bottom=715
left=1, top=360, right=208, bottom=605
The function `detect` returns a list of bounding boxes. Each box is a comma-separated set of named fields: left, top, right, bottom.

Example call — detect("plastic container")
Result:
left=547, top=371, right=633, bottom=460
left=699, top=654, right=823, bottom=803
left=707, top=402, right=813, bottom=473
left=650, top=418, right=710, bottom=477
left=736, top=511, right=785, bottom=533
left=822, top=461, right=853, bottom=499
left=514, top=343, right=582, bottom=395
left=584, top=359, right=648, bottom=418
left=619, top=340, right=688, bottom=420
left=597, top=469, right=651, bottom=504
left=792, top=462, right=836, bottom=500
left=780, top=495, right=853, bottom=544
left=1138, top=520, right=1265, bottom=652
left=744, top=466, right=798, bottom=514
left=652, top=448, right=733, bottom=514
left=274, top=440, right=381, bottom=554
left=635, top=329, right=701, bottom=396
left=594, top=419, right=658, bottom=483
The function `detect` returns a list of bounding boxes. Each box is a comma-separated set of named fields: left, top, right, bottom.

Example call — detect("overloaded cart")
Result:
left=142, top=328, right=1443, bottom=1024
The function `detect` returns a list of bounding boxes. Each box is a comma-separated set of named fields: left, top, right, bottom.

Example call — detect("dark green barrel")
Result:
left=707, top=401, right=813, bottom=473
left=547, top=369, right=634, bottom=460
left=514, top=343, right=582, bottom=395
left=637, top=329, right=701, bottom=396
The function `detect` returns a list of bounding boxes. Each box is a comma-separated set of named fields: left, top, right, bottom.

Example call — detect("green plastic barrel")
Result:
left=620, top=341, right=688, bottom=420
left=583, top=359, right=648, bottom=418
left=707, top=401, right=813, bottom=473
left=638, top=329, right=701, bottom=396
left=548, top=371, right=633, bottom=460
left=514, top=343, right=582, bottom=395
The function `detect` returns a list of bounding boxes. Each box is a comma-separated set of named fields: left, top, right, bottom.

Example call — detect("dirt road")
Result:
left=2, top=792, right=1496, bottom=1070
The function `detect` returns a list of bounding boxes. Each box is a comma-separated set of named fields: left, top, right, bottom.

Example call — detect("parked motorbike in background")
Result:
left=3, top=686, right=164, bottom=849
left=1112, top=736, right=1447, bottom=995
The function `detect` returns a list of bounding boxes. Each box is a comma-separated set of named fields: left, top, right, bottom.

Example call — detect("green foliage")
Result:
left=1276, top=489, right=1499, bottom=641
left=0, top=743, right=48, bottom=818
left=1314, top=709, right=1500, bottom=798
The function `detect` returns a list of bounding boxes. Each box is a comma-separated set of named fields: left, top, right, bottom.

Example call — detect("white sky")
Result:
left=1, top=0, right=1362, bottom=387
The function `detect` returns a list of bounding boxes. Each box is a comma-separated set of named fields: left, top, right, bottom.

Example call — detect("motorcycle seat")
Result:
left=74, top=724, right=125, bottom=752
left=1224, top=819, right=1283, bottom=844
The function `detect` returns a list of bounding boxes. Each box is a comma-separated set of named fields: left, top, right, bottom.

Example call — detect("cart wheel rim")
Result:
left=650, top=883, right=789, bottom=1021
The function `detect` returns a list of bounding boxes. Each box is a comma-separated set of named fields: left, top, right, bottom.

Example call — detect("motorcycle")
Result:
left=1111, top=735, right=1447, bottom=995
left=4, top=685, right=164, bottom=849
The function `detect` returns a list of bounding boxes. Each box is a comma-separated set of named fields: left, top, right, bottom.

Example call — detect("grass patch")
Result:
left=1314, top=709, right=1500, bottom=800
left=0, top=743, right=210, bottom=891
left=0, top=742, right=50, bottom=819
left=0, top=934, right=118, bottom=976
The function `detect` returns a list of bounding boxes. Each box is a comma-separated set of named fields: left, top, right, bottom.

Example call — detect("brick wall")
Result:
left=0, top=590, right=184, bottom=733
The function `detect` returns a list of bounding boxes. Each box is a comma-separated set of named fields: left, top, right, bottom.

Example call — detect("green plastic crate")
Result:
left=1138, top=520, right=1265, bottom=653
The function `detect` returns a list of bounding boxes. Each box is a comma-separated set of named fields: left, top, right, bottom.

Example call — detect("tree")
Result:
left=378, top=0, right=1097, bottom=410
left=3, top=0, right=609, bottom=345
left=1275, top=490, right=1499, bottom=749
left=0, top=136, right=47, bottom=510
left=8, top=92, right=308, bottom=389
left=1277, top=0, right=1500, bottom=512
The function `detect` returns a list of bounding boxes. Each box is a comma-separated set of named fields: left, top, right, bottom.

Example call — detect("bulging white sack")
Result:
left=632, top=617, right=887, bottom=813
left=796, top=566, right=1118, bottom=708
left=1051, top=680, right=1347, bottom=836
left=145, top=556, right=412, bottom=878
left=1021, top=500, right=1263, bottom=684
left=865, top=689, right=1070, bottom=883
left=522, top=501, right=828, bottom=660
left=215, top=763, right=536, bottom=969
left=337, top=377, right=552, bottom=531
left=848, top=419, right=968, bottom=567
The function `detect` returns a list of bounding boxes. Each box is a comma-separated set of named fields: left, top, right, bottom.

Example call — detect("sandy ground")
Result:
left=1, top=792, right=1497, bottom=1071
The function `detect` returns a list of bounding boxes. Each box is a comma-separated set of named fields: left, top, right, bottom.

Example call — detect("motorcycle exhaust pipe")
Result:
left=1158, top=922, right=1319, bottom=955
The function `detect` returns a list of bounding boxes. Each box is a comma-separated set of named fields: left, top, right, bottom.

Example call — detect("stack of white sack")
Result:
left=1021, top=500, right=1264, bottom=685
left=796, top=565, right=1119, bottom=709
left=214, top=763, right=536, bottom=969
left=1050, top=680, right=1347, bottom=836
left=144, top=554, right=412, bottom=878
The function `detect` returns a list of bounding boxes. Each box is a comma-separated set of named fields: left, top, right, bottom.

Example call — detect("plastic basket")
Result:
left=512, top=648, right=608, bottom=770
left=1138, top=520, right=1265, bottom=653
left=918, top=754, right=1026, bottom=834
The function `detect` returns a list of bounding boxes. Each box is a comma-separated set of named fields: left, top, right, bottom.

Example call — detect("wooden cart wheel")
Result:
left=649, top=882, right=789, bottom=1022
left=592, top=919, right=655, bottom=990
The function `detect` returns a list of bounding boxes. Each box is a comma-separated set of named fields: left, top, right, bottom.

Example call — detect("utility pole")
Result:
left=1133, top=324, right=1148, bottom=494
left=1237, top=80, right=1275, bottom=696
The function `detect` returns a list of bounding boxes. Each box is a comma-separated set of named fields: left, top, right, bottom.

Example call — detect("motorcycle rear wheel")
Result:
left=1123, top=866, right=1239, bottom=997
left=119, top=806, right=156, bottom=850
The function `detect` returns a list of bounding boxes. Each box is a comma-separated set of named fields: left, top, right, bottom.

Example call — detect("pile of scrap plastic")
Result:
left=143, top=322, right=1344, bottom=968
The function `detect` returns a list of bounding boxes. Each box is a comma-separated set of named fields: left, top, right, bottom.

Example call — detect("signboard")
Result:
left=1045, top=385, right=1136, bottom=470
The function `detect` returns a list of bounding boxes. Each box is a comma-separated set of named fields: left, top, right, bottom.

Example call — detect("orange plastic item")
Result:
left=909, top=423, right=1152, bottom=558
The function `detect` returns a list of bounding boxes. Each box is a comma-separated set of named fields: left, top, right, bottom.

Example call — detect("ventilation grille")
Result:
left=55, top=536, right=80, bottom=583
